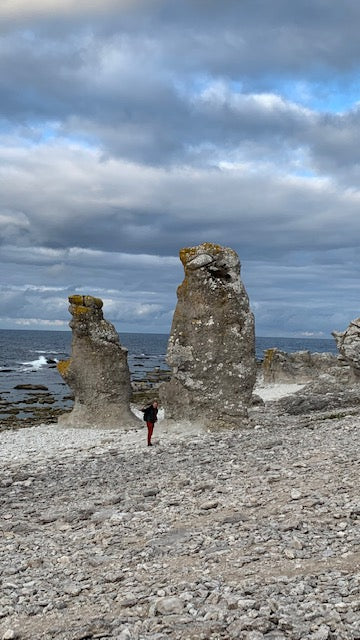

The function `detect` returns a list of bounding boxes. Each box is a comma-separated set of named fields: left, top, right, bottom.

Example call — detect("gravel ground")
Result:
left=1, top=393, right=360, bottom=640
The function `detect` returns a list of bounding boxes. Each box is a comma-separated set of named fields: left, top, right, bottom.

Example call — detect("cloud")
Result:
left=7, top=317, right=68, bottom=328
left=10, top=0, right=357, bottom=78
left=2, top=138, right=360, bottom=258
left=1, top=1, right=360, bottom=336
left=0, top=0, right=140, bottom=21
left=0, top=210, right=30, bottom=242
left=1, top=11, right=360, bottom=177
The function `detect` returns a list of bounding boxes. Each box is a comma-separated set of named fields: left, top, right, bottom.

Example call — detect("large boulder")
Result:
left=333, top=318, right=360, bottom=380
left=57, top=295, right=140, bottom=429
left=160, top=243, right=256, bottom=427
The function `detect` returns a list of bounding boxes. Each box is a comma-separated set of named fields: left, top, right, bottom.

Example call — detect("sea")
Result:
left=0, top=329, right=337, bottom=416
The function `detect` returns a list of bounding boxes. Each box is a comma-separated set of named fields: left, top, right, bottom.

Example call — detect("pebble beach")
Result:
left=1, top=385, right=359, bottom=640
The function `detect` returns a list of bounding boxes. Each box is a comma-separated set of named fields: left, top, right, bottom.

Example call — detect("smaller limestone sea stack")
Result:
left=332, top=317, right=360, bottom=380
left=161, top=242, right=256, bottom=427
left=57, top=295, right=140, bottom=429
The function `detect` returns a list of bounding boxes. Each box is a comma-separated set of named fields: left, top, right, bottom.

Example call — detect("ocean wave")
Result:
left=132, top=354, right=164, bottom=359
left=19, top=356, right=48, bottom=370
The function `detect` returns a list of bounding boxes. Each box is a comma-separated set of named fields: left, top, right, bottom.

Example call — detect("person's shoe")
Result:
left=147, top=443, right=153, bottom=446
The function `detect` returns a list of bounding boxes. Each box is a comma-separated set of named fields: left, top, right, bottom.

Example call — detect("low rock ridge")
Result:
left=276, top=376, right=360, bottom=415
left=262, top=348, right=351, bottom=384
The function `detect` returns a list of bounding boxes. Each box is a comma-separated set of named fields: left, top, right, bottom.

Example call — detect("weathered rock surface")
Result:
left=57, top=295, right=140, bottom=429
left=333, top=317, right=360, bottom=379
left=262, top=349, right=350, bottom=384
left=277, top=377, right=360, bottom=415
left=161, top=243, right=256, bottom=426
left=1, top=399, right=360, bottom=640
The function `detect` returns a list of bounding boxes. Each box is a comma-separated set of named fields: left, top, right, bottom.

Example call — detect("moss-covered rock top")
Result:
left=179, top=242, right=223, bottom=266
left=68, top=295, right=103, bottom=309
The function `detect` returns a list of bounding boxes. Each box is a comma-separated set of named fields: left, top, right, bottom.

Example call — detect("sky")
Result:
left=1, top=0, right=360, bottom=337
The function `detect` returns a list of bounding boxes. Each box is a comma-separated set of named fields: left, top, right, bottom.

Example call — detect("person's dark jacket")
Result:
left=143, top=405, right=158, bottom=423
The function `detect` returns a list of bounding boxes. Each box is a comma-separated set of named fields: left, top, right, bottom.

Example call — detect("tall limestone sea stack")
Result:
left=161, top=243, right=256, bottom=427
left=57, top=295, right=140, bottom=428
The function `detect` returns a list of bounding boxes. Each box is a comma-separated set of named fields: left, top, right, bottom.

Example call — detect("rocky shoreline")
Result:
left=0, top=367, right=171, bottom=432
left=1, top=391, right=360, bottom=639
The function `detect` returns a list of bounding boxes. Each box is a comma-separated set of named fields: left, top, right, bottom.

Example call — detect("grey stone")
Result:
left=2, top=632, right=20, bottom=640
left=160, top=243, right=256, bottom=427
left=63, top=582, right=82, bottom=596
left=310, top=625, right=330, bottom=640
left=221, top=512, right=247, bottom=524
left=118, top=593, right=138, bottom=608
left=252, top=393, right=265, bottom=406
left=200, top=500, right=219, bottom=510
left=116, top=630, right=132, bottom=640
left=154, top=596, right=184, bottom=615
left=291, top=536, right=303, bottom=550
left=143, top=487, right=160, bottom=497
left=57, top=295, right=140, bottom=429
left=237, top=598, right=257, bottom=610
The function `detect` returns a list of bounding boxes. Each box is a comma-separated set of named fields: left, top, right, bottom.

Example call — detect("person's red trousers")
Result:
left=147, top=421, right=154, bottom=445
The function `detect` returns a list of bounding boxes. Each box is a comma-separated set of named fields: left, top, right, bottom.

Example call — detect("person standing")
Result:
left=142, top=400, right=158, bottom=446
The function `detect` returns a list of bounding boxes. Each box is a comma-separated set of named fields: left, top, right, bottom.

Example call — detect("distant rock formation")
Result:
left=262, top=348, right=350, bottom=384
left=57, top=295, right=140, bottom=429
left=160, top=242, right=256, bottom=427
left=332, top=318, right=360, bottom=380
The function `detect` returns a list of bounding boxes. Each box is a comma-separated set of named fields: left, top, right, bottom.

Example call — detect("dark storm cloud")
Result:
left=5, top=0, right=360, bottom=76
left=1, top=2, right=360, bottom=172
left=1, top=33, right=360, bottom=179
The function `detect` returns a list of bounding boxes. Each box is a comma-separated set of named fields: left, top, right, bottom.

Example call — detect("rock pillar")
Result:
left=333, top=317, right=360, bottom=380
left=57, top=295, right=140, bottom=428
left=161, top=243, right=256, bottom=426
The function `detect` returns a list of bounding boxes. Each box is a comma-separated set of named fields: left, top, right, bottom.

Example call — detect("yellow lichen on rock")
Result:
left=68, top=295, right=85, bottom=306
left=263, top=348, right=276, bottom=370
left=179, top=242, right=223, bottom=266
left=179, top=247, right=198, bottom=266
left=83, top=295, right=103, bottom=308
left=71, top=305, right=90, bottom=316
left=68, top=295, right=103, bottom=309
left=199, top=242, right=222, bottom=254
left=57, top=359, right=71, bottom=378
